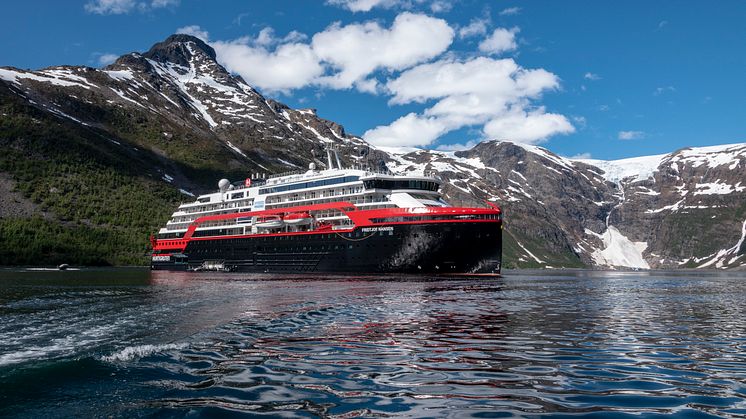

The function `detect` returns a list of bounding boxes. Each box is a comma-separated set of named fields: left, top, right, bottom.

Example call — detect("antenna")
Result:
left=326, top=149, right=333, bottom=170
left=334, top=149, right=342, bottom=170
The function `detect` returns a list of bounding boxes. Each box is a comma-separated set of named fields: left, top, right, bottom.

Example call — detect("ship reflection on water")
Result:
left=1, top=269, right=746, bottom=417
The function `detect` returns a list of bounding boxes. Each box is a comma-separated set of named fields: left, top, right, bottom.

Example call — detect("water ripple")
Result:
left=1, top=270, right=746, bottom=417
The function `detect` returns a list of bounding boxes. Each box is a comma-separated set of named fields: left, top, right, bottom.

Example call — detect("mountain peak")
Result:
left=142, top=34, right=217, bottom=67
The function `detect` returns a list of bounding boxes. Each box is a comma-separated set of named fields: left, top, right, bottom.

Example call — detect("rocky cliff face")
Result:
left=1, top=34, right=744, bottom=268
left=380, top=142, right=746, bottom=269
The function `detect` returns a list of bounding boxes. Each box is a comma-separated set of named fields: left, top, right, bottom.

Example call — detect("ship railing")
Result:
left=268, top=169, right=305, bottom=179
left=361, top=169, right=441, bottom=180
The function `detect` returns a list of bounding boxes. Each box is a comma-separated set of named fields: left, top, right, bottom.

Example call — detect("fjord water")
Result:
left=1, top=269, right=745, bottom=418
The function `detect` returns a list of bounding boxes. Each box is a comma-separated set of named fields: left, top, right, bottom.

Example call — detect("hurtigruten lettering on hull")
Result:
left=150, top=149, right=502, bottom=274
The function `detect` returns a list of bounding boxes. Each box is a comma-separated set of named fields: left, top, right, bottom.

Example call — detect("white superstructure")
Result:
left=157, top=150, right=446, bottom=239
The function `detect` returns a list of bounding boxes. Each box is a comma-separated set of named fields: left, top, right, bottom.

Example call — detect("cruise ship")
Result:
left=150, top=150, right=502, bottom=274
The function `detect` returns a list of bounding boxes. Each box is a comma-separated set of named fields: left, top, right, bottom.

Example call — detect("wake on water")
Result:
left=100, top=343, right=189, bottom=363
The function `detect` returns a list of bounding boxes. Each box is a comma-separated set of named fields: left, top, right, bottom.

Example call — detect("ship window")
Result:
left=362, top=179, right=439, bottom=191
left=258, top=176, right=360, bottom=195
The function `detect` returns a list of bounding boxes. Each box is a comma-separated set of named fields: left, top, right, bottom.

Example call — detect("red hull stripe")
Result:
left=153, top=201, right=501, bottom=252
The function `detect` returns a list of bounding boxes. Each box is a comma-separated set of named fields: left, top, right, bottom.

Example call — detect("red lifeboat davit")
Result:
left=284, top=211, right=313, bottom=226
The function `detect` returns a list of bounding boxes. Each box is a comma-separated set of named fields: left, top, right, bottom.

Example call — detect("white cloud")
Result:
left=354, top=78, right=381, bottom=94
left=430, top=0, right=452, bottom=13
left=173, top=16, right=572, bottom=149
left=478, top=27, right=519, bottom=55
left=176, top=25, right=209, bottom=41
left=364, top=57, right=573, bottom=146
left=85, top=0, right=135, bottom=14
left=583, top=72, right=601, bottom=80
left=311, top=12, right=453, bottom=89
left=97, top=53, right=119, bottom=66
left=151, top=0, right=178, bottom=6
left=499, top=7, right=521, bottom=16
left=250, top=27, right=308, bottom=47
left=618, top=130, right=645, bottom=140
left=386, top=57, right=556, bottom=105
left=364, top=113, right=449, bottom=146
left=179, top=13, right=452, bottom=94
left=212, top=38, right=325, bottom=93
left=568, top=152, right=592, bottom=159
left=325, top=0, right=403, bottom=12
left=84, top=0, right=178, bottom=14
left=483, top=108, right=575, bottom=143
left=325, top=0, right=451, bottom=13
left=458, top=17, right=489, bottom=39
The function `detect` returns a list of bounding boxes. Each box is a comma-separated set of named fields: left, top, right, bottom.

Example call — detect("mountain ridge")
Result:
left=1, top=34, right=744, bottom=269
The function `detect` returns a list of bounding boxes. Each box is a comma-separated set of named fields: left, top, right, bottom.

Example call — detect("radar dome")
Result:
left=218, top=178, right=230, bottom=192
left=309, top=162, right=316, bottom=170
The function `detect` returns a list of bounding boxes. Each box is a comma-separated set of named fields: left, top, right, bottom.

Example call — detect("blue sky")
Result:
left=1, top=0, right=745, bottom=160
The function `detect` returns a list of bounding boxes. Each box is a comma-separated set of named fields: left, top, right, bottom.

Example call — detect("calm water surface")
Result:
left=0, top=269, right=745, bottom=418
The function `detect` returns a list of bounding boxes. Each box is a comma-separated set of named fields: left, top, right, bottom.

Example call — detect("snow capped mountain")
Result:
left=1, top=34, right=744, bottom=269
left=377, top=141, right=746, bottom=270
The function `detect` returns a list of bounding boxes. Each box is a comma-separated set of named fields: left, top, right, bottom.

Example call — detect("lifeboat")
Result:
left=284, top=211, right=313, bottom=225
left=254, top=215, right=284, bottom=229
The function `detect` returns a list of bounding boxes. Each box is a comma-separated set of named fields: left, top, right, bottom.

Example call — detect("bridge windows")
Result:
left=363, top=179, right=439, bottom=191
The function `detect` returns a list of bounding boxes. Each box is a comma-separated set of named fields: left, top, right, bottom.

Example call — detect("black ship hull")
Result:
left=151, top=221, right=502, bottom=275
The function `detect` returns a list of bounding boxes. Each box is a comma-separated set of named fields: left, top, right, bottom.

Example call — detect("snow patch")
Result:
left=693, top=181, right=745, bottom=195
left=646, top=199, right=685, bottom=214
left=698, top=219, right=746, bottom=269
left=226, top=141, right=248, bottom=158
left=589, top=226, right=650, bottom=269
left=670, top=143, right=746, bottom=170
left=578, top=154, right=665, bottom=184
left=104, top=69, right=134, bottom=81
left=0, top=68, right=92, bottom=89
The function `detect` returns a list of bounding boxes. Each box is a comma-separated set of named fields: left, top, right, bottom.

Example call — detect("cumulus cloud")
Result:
left=478, top=27, right=519, bottom=55
left=184, top=13, right=452, bottom=94
left=364, top=57, right=574, bottom=146
left=97, top=53, right=119, bottom=66
left=325, top=0, right=403, bottom=12
left=84, top=0, right=178, bottom=14
left=364, top=113, right=449, bottom=146
left=174, top=27, right=319, bottom=93
left=176, top=15, right=572, bottom=148
left=311, top=12, right=454, bottom=89
left=212, top=38, right=325, bottom=93
left=429, top=0, right=452, bottom=13
left=483, top=108, right=574, bottom=143
left=176, top=25, right=209, bottom=41
left=458, top=17, right=489, bottom=39
left=618, top=130, right=645, bottom=140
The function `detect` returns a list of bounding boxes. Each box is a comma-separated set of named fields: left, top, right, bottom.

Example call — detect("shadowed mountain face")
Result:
left=0, top=34, right=744, bottom=269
